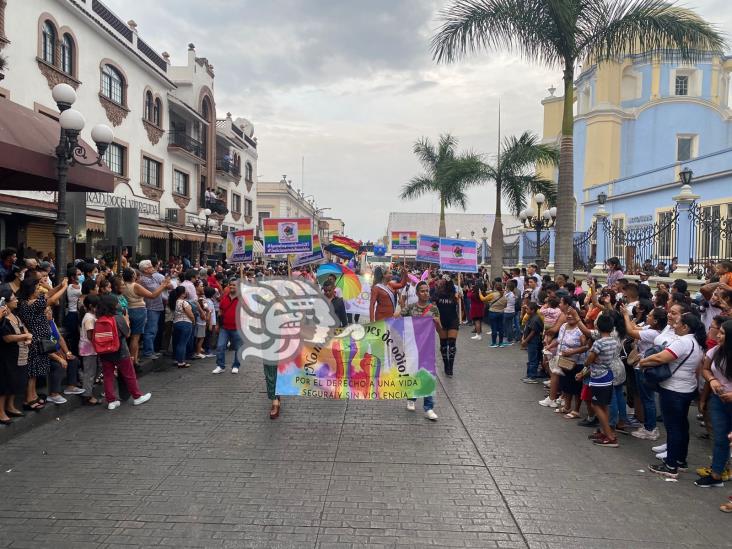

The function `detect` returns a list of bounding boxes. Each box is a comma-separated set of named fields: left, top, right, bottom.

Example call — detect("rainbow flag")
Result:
left=391, top=230, right=418, bottom=250
left=275, top=317, right=436, bottom=399
left=226, top=229, right=254, bottom=263
left=263, top=218, right=313, bottom=254
left=325, top=235, right=361, bottom=259
left=439, top=238, right=478, bottom=273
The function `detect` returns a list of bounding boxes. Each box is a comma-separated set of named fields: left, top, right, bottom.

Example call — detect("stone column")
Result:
left=547, top=228, right=556, bottom=271
left=592, top=208, right=610, bottom=273
left=516, top=228, right=526, bottom=267
left=672, top=184, right=700, bottom=276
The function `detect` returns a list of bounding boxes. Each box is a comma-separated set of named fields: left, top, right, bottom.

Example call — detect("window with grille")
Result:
left=101, top=64, right=124, bottom=104
left=102, top=143, right=125, bottom=176
left=675, top=75, right=689, bottom=96
left=244, top=198, right=253, bottom=217
left=153, top=98, right=162, bottom=126
left=245, top=162, right=253, bottom=182
left=142, top=157, right=161, bottom=188
left=173, top=170, right=189, bottom=196
left=61, top=34, right=74, bottom=75
left=677, top=136, right=695, bottom=161
left=231, top=194, right=241, bottom=213
left=42, top=21, right=56, bottom=65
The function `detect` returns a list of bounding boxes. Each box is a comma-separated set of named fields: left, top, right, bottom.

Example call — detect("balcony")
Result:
left=168, top=131, right=206, bottom=162
left=215, top=158, right=241, bottom=181
left=205, top=197, right=229, bottom=216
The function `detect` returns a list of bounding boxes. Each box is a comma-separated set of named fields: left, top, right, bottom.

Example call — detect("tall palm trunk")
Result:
left=438, top=196, right=447, bottom=237
left=553, top=64, right=575, bottom=275
left=490, top=180, right=504, bottom=279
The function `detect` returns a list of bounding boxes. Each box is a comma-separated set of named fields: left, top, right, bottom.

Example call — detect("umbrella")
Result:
left=316, top=263, right=362, bottom=300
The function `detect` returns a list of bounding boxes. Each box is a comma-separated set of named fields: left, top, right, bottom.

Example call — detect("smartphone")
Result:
left=0, top=297, right=5, bottom=307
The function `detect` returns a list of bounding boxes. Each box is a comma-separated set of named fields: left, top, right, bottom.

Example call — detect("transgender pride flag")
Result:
left=438, top=238, right=478, bottom=273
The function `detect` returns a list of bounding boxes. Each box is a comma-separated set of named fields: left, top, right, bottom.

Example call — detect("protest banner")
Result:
left=292, top=235, right=324, bottom=268
left=225, top=229, right=254, bottom=263
left=391, top=230, right=418, bottom=250
left=263, top=218, right=313, bottom=254
left=345, top=276, right=371, bottom=316
left=275, top=317, right=436, bottom=399
left=439, top=238, right=478, bottom=273
left=416, top=234, right=440, bottom=264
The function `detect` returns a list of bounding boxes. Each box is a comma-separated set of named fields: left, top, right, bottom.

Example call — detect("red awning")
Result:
left=0, top=99, right=114, bottom=192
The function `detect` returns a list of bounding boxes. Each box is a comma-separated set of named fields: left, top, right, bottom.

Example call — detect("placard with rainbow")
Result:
left=391, top=230, right=418, bottom=250
left=263, top=218, right=313, bottom=254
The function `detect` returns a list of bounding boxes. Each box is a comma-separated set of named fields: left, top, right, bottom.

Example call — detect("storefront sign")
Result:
left=628, top=215, right=653, bottom=226
left=85, top=183, right=160, bottom=219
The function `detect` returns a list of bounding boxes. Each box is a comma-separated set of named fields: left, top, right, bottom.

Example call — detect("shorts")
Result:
left=590, top=385, right=612, bottom=406
left=195, top=324, right=206, bottom=338
left=441, top=318, right=460, bottom=331
left=127, top=307, right=147, bottom=335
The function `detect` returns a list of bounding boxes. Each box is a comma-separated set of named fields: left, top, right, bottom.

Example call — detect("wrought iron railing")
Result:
left=215, top=158, right=241, bottom=178
left=573, top=222, right=597, bottom=272
left=168, top=131, right=206, bottom=160
left=522, top=232, right=551, bottom=268
left=688, top=201, right=732, bottom=279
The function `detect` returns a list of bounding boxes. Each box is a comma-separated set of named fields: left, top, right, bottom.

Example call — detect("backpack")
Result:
left=93, top=315, right=120, bottom=354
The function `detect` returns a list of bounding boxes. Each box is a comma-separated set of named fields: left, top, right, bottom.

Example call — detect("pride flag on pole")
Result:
left=439, top=238, right=478, bottom=273
left=416, top=234, right=440, bottom=264
left=263, top=218, right=313, bottom=254
left=325, top=235, right=361, bottom=259
left=391, top=231, right=418, bottom=250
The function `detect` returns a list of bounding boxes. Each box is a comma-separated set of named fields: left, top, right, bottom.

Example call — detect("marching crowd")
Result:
left=2, top=244, right=732, bottom=512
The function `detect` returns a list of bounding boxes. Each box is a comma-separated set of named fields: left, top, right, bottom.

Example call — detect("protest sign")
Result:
left=225, top=229, right=254, bottom=263
left=391, top=230, right=418, bottom=250
left=439, top=238, right=478, bottom=273
left=263, top=218, right=313, bottom=254
left=416, top=234, right=441, bottom=264
left=292, top=235, right=324, bottom=268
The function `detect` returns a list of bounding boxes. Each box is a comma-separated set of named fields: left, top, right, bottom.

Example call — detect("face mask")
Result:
left=92, top=273, right=97, bottom=280
left=78, top=275, right=85, bottom=284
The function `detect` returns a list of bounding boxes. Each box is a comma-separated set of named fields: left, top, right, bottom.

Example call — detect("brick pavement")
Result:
left=0, top=332, right=728, bottom=548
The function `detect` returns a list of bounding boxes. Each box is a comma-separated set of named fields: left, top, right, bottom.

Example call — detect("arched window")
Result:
left=61, top=34, right=74, bottom=75
left=153, top=97, right=162, bottom=126
left=145, top=90, right=153, bottom=121
left=245, top=162, right=253, bottom=182
left=42, top=21, right=56, bottom=65
left=101, top=64, right=124, bottom=105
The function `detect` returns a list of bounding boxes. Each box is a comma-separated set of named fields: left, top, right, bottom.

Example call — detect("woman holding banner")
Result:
left=402, top=281, right=441, bottom=420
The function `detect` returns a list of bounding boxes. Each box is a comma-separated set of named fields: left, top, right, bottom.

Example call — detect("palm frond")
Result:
left=431, top=0, right=566, bottom=67
left=400, top=175, right=437, bottom=201
left=498, top=131, right=559, bottom=176
left=579, top=0, right=725, bottom=63
left=413, top=137, right=438, bottom=173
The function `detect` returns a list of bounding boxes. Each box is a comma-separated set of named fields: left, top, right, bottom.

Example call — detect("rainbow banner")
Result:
left=325, top=235, right=361, bottom=259
left=416, top=234, right=441, bottom=264
left=225, top=229, right=253, bottom=263
left=439, top=238, right=478, bottom=273
left=391, top=230, right=418, bottom=250
left=263, top=218, right=313, bottom=254
left=275, top=317, right=436, bottom=399
left=291, top=235, right=324, bottom=268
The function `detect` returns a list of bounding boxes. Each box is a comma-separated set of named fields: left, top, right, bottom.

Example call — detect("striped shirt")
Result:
left=589, top=336, right=617, bottom=387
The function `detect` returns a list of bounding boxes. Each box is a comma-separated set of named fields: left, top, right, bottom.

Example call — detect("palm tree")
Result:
left=401, top=134, right=484, bottom=237
left=485, top=131, right=559, bottom=279
left=431, top=0, right=724, bottom=274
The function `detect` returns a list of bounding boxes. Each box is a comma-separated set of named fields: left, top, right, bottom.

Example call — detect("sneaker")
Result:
left=63, top=387, right=85, bottom=395
left=489, top=344, right=499, bottom=348
left=652, top=443, right=668, bottom=453
left=232, top=368, right=239, bottom=374
left=107, top=400, right=121, bottom=410
left=539, top=397, right=558, bottom=408
left=625, top=417, right=642, bottom=429
left=615, top=425, right=631, bottom=435
left=212, top=367, right=225, bottom=374
left=542, top=380, right=551, bottom=387
left=485, top=331, right=492, bottom=335
left=470, top=334, right=481, bottom=340
left=593, top=434, right=619, bottom=448
left=677, top=461, right=688, bottom=472
left=425, top=410, right=438, bottom=421
left=655, top=451, right=667, bottom=460
left=695, top=475, right=724, bottom=488
left=521, top=377, right=540, bottom=384
left=578, top=417, right=599, bottom=427
left=499, top=342, right=512, bottom=347
left=46, top=395, right=67, bottom=404
left=406, top=401, right=416, bottom=412
left=192, top=353, right=206, bottom=360
left=132, top=393, right=151, bottom=406
left=588, top=430, right=604, bottom=441
left=632, top=427, right=660, bottom=440
left=649, top=462, right=678, bottom=479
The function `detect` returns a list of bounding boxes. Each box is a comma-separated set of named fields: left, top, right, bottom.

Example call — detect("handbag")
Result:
left=38, top=336, right=58, bottom=354
left=642, top=345, right=695, bottom=391
left=549, top=328, right=575, bottom=374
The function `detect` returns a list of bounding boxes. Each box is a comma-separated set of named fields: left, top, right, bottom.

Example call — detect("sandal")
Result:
left=177, top=363, right=191, bottom=369
left=23, top=399, right=44, bottom=411
left=720, top=502, right=732, bottom=513
left=564, top=411, right=582, bottom=419
left=269, top=399, right=281, bottom=420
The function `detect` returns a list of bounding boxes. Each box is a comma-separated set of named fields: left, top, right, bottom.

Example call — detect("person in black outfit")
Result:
left=435, top=276, right=460, bottom=376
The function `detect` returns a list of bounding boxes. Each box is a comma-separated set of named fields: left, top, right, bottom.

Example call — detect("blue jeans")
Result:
left=408, top=396, right=434, bottom=411
left=709, top=394, right=732, bottom=475
left=488, top=311, right=503, bottom=345
left=659, top=387, right=696, bottom=467
left=526, top=338, right=541, bottom=378
left=513, top=313, right=520, bottom=342
left=502, top=313, right=515, bottom=342
left=635, top=368, right=657, bottom=431
left=142, top=309, right=162, bottom=357
left=172, top=322, right=193, bottom=364
left=216, top=328, right=241, bottom=370
left=609, top=384, right=628, bottom=426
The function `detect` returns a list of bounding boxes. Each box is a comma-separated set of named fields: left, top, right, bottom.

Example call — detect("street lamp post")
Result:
left=481, top=226, right=488, bottom=264
left=51, top=83, right=113, bottom=285
left=518, top=193, right=556, bottom=265
left=193, top=208, right=215, bottom=265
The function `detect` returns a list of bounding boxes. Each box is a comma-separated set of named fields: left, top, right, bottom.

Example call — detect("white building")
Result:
left=0, top=0, right=257, bottom=261
left=256, top=178, right=324, bottom=240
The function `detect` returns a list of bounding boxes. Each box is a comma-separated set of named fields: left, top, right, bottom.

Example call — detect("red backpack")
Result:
left=93, top=315, right=120, bottom=354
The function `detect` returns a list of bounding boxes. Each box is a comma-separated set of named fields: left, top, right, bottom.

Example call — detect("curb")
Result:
left=0, top=354, right=174, bottom=445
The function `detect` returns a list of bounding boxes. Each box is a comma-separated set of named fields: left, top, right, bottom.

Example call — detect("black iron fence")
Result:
left=482, top=238, right=519, bottom=266
left=573, top=222, right=597, bottom=272
left=688, top=201, right=732, bottom=279
left=522, top=232, right=550, bottom=268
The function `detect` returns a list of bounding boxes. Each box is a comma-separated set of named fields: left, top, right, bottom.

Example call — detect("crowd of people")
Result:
left=2, top=244, right=732, bottom=511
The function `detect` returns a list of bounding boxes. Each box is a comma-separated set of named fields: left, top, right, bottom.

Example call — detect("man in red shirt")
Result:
left=212, top=279, right=241, bottom=374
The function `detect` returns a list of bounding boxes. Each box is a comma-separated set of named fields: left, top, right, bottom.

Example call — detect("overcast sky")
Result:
left=106, top=0, right=731, bottom=241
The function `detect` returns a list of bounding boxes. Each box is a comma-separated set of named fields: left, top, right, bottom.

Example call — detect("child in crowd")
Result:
left=520, top=302, right=543, bottom=383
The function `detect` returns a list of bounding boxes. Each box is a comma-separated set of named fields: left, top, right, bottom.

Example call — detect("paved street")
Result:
left=0, top=331, right=727, bottom=549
